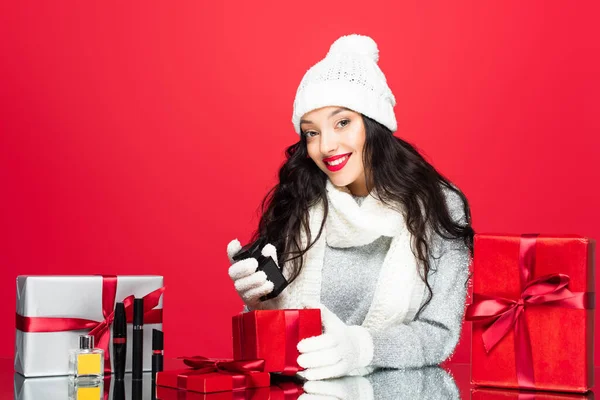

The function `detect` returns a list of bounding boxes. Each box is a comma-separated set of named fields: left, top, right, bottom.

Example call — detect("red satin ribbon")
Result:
left=276, top=381, right=304, bottom=398
left=103, top=374, right=111, bottom=400
left=518, top=393, right=537, bottom=400
left=15, top=275, right=165, bottom=373
left=282, top=310, right=300, bottom=375
left=181, top=356, right=265, bottom=374
left=465, top=234, right=594, bottom=389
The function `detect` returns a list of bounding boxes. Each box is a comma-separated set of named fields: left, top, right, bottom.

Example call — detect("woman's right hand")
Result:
left=226, top=238, right=278, bottom=309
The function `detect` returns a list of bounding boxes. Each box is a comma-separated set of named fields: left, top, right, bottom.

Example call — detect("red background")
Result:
left=1, top=1, right=598, bottom=365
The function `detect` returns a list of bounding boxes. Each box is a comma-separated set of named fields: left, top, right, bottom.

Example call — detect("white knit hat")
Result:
left=292, top=34, right=397, bottom=135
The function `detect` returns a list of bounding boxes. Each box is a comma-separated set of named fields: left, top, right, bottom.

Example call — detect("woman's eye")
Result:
left=338, top=119, right=350, bottom=128
left=305, top=131, right=318, bottom=138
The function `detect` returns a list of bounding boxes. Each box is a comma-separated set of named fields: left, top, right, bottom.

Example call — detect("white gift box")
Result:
left=15, top=275, right=164, bottom=377
left=14, top=372, right=153, bottom=399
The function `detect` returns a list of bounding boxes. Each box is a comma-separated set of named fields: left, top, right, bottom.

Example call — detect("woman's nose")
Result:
left=320, top=131, right=338, bottom=155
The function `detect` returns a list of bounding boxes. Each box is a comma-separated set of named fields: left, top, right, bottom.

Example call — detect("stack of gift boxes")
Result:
left=154, top=309, right=320, bottom=399
left=466, top=234, right=595, bottom=399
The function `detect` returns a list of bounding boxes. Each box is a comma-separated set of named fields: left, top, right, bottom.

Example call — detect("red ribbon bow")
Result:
left=16, top=275, right=165, bottom=373
left=180, top=356, right=265, bottom=374
left=173, top=356, right=266, bottom=393
left=465, top=234, right=594, bottom=388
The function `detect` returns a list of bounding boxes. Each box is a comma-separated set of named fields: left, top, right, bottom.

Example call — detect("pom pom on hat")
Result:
left=327, top=34, right=379, bottom=63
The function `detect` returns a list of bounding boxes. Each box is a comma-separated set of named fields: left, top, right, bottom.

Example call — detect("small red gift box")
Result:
left=155, top=386, right=271, bottom=400
left=232, top=309, right=322, bottom=375
left=466, top=234, right=595, bottom=393
left=471, top=387, right=594, bottom=399
left=156, top=367, right=270, bottom=394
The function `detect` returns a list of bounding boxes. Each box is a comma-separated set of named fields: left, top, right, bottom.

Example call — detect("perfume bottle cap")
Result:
left=79, top=335, right=94, bottom=350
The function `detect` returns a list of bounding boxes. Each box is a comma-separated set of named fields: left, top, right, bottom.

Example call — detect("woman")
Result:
left=226, top=34, right=474, bottom=381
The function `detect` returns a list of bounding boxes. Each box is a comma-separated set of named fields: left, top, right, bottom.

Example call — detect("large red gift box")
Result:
left=472, top=387, right=594, bottom=399
left=156, top=368, right=270, bottom=393
left=232, top=309, right=322, bottom=375
left=466, top=234, right=595, bottom=393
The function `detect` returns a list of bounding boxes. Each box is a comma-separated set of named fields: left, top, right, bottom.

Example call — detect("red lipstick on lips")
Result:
left=323, top=153, right=352, bottom=172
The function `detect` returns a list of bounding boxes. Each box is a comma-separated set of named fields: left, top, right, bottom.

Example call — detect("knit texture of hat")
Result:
left=292, top=34, right=397, bottom=135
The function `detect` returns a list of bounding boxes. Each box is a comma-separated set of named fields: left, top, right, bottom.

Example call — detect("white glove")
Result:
left=226, top=238, right=278, bottom=309
left=299, top=376, right=374, bottom=400
left=296, top=304, right=374, bottom=381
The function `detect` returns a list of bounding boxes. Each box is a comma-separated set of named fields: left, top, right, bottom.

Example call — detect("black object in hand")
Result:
left=232, top=237, right=288, bottom=301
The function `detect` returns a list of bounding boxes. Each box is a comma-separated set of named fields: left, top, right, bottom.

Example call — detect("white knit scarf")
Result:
left=273, top=179, right=426, bottom=330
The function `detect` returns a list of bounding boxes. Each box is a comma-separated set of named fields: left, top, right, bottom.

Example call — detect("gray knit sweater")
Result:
left=321, top=188, right=470, bottom=369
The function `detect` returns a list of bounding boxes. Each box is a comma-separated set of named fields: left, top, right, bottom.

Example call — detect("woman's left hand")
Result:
left=296, top=304, right=374, bottom=381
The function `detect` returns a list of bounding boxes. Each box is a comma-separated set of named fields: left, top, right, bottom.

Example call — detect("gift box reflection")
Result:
left=156, top=380, right=303, bottom=400
left=13, top=372, right=153, bottom=399
left=471, top=387, right=594, bottom=399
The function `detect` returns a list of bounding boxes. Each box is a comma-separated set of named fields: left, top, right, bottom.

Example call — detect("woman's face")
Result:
left=300, top=106, right=369, bottom=196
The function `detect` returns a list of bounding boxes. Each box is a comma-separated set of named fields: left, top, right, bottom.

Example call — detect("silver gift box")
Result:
left=15, top=275, right=164, bottom=377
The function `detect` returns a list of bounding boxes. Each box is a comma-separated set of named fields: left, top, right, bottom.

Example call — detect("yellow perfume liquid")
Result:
left=68, top=377, right=104, bottom=400
left=68, top=335, right=104, bottom=381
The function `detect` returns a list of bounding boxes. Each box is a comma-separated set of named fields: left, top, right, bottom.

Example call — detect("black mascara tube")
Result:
left=132, top=297, right=144, bottom=381
left=112, top=302, right=127, bottom=381
left=112, top=378, right=125, bottom=400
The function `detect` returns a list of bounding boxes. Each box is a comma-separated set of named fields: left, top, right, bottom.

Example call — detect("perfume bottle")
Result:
left=69, top=335, right=104, bottom=381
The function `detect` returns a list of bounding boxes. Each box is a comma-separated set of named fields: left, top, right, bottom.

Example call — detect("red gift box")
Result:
left=156, top=367, right=270, bottom=394
left=155, top=385, right=271, bottom=400
left=471, top=387, right=594, bottom=399
left=232, top=309, right=322, bottom=375
left=466, top=234, right=595, bottom=393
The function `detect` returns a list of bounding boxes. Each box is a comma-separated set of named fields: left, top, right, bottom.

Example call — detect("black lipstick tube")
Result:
left=132, top=298, right=144, bottom=381
left=112, top=302, right=127, bottom=380
left=151, top=329, right=163, bottom=383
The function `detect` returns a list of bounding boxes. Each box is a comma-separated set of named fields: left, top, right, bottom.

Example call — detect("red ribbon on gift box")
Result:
left=180, top=356, right=265, bottom=374
left=159, top=356, right=267, bottom=393
left=465, top=234, right=595, bottom=389
left=15, top=275, right=165, bottom=373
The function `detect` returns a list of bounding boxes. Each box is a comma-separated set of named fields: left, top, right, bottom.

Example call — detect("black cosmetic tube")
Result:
left=132, top=379, right=142, bottom=400
left=151, top=329, right=163, bottom=383
left=132, top=298, right=144, bottom=381
left=112, top=302, right=127, bottom=380
left=112, top=379, right=125, bottom=400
